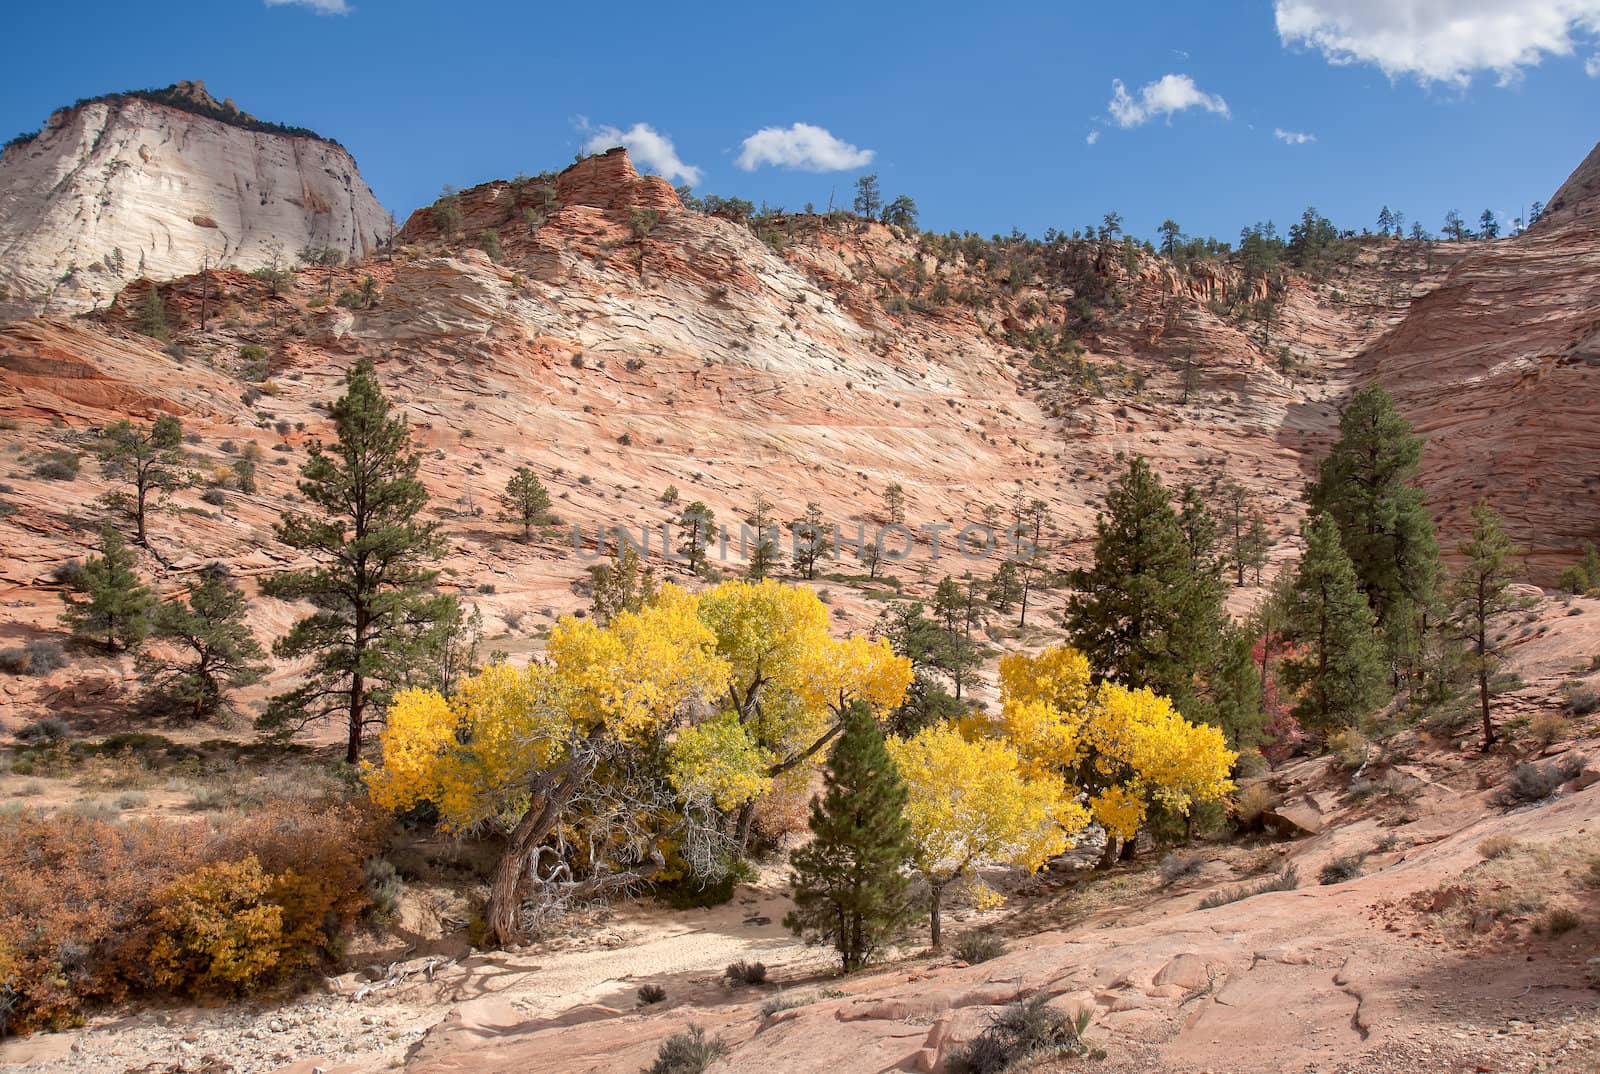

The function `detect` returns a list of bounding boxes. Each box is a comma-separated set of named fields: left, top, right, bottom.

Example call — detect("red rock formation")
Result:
left=399, top=148, right=682, bottom=245
left=553, top=147, right=682, bottom=214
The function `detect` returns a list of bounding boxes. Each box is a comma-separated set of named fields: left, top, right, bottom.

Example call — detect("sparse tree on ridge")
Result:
left=501, top=466, right=553, bottom=541
left=97, top=415, right=191, bottom=548
left=881, top=194, right=918, bottom=232
left=1447, top=502, right=1526, bottom=750
left=853, top=173, right=882, bottom=221
left=1158, top=219, right=1182, bottom=256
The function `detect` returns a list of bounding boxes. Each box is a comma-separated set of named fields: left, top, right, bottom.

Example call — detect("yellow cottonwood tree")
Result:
left=696, top=580, right=912, bottom=845
left=998, top=646, right=1236, bottom=865
left=368, top=580, right=909, bottom=944
left=367, top=584, right=728, bottom=945
left=890, top=725, right=1086, bottom=946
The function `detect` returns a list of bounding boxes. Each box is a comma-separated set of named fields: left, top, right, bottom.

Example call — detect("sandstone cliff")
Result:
left=0, top=81, right=391, bottom=319
left=1363, top=147, right=1600, bottom=580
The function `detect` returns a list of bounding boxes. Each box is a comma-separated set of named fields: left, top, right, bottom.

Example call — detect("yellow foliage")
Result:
left=996, top=646, right=1237, bottom=840
left=147, top=856, right=288, bottom=996
left=369, top=580, right=904, bottom=849
left=369, top=586, right=727, bottom=828
left=548, top=583, right=728, bottom=741
left=668, top=711, right=773, bottom=810
left=1090, top=783, right=1147, bottom=841
left=697, top=579, right=911, bottom=765
left=889, top=725, right=1086, bottom=896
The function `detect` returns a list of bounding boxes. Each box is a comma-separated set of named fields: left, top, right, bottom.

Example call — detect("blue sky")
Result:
left=3, top=1, right=1597, bottom=243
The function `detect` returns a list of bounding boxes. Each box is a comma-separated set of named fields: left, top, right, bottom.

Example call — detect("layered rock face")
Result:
left=0, top=81, right=390, bottom=318
left=1363, top=150, right=1600, bottom=580
left=397, top=146, right=682, bottom=245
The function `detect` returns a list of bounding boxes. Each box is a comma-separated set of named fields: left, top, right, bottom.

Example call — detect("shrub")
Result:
left=1232, top=784, right=1277, bottom=831
left=201, top=489, right=227, bottom=507
left=1565, top=686, right=1599, bottom=716
left=1318, top=852, right=1365, bottom=885
left=1542, top=907, right=1581, bottom=936
left=760, top=991, right=807, bottom=1017
left=1527, top=711, right=1571, bottom=745
left=1500, top=758, right=1584, bottom=805
left=1476, top=835, right=1520, bottom=860
left=637, top=983, right=667, bottom=1006
left=147, top=856, right=291, bottom=996
left=0, top=812, right=211, bottom=1031
left=951, top=931, right=1005, bottom=964
left=50, top=560, right=86, bottom=588
left=363, top=857, right=403, bottom=922
left=1158, top=850, right=1205, bottom=886
left=646, top=1025, right=726, bottom=1074
left=14, top=716, right=70, bottom=743
left=724, top=960, right=768, bottom=985
left=1198, top=865, right=1300, bottom=910
left=945, top=994, right=1095, bottom=1074
left=32, top=453, right=79, bottom=481
left=1328, top=728, right=1368, bottom=770
left=24, top=640, right=66, bottom=674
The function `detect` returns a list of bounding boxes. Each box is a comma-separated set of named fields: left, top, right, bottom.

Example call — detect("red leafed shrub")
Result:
left=0, top=800, right=385, bottom=1032
left=0, top=812, right=209, bottom=1031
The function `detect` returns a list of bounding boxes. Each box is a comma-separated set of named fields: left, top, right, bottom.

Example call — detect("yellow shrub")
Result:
left=1328, top=728, right=1368, bottom=770
left=148, top=856, right=288, bottom=996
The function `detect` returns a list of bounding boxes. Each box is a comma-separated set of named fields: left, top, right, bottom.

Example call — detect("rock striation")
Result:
left=0, top=81, right=391, bottom=318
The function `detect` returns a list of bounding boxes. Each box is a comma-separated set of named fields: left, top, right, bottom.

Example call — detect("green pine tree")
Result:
left=260, top=358, right=447, bottom=764
left=501, top=466, right=553, bottom=541
left=784, top=701, right=913, bottom=972
left=1066, top=456, right=1221, bottom=713
left=1281, top=514, right=1387, bottom=727
left=1210, top=622, right=1266, bottom=751
left=744, top=494, right=780, bottom=581
left=137, top=567, right=267, bottom=720
left=1308, top=386, right=1441, bottom=677
left=1559, top=540, right=1600, bottom=595
left=676, top=502, right=716, bottom=573
left=987, top=560, right=1021, bottom=614
left=589, top=544, right=656, bottom=625
left=789, top=501, right=832, bottom=580
left=1448, top=502, right=1527, bottom=749
left=59, top=527, right=153, bottom=651
left=97, top=415, right=190, bottom=547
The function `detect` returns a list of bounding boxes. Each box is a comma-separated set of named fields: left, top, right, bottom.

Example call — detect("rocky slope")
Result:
left=0, top=145, right=1449, bottom=730
left=0, top=81, right=390, bottom=319
left=1362, top=149, right=1600, bottom=581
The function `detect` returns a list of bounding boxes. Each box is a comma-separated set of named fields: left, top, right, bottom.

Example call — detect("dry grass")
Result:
left=1420, top=833, right=1600, bottom=935
left=1476, top=835, right=1520, bottom=860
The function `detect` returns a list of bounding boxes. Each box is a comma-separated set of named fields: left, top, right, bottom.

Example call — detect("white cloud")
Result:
left=734, top=123, right=874, bottom=172
left=580, top=122, right=702, bottom=186
left=1085, top=130, right=1101, bottom=145
left=1588, top=52, right=1600, bottom=75
left=264, top=0, right=351, bottom=14
left=1107, top=74, right=1230, bottom=129
left=1275, top=0, right=1600, bottom=86
left=1274, top=127, right=1317, bottom=144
